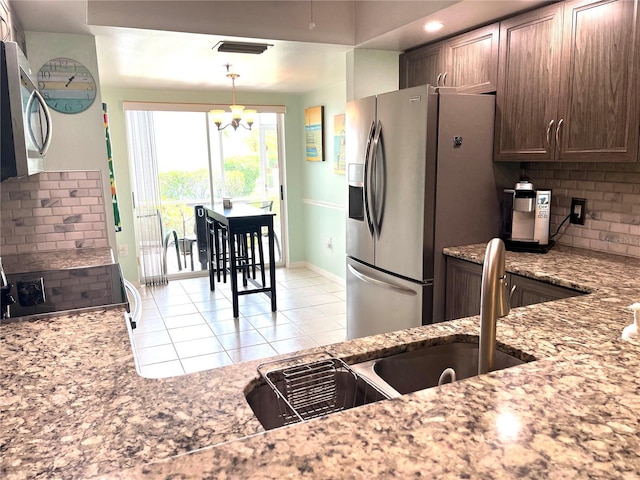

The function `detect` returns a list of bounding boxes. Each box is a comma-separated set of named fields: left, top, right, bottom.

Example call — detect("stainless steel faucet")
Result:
left=478, top=238, right=511, bottom=375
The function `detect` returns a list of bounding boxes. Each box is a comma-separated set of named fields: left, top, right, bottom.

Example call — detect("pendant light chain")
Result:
left=309, top=0, right=315, bottom=30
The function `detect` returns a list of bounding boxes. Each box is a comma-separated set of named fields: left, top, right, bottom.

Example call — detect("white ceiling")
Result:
left=11, top=0, right=548, bottom=94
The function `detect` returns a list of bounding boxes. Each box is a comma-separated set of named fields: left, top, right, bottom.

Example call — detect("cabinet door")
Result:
left=494, top=3, right=564, bottom=162
left=557, top=0, right=639, bottom=162
left=443, top=23, right=500, bottom=93
left=510, top=274, right=582, bottom=308
left=399, top=42, right=445, bottom=89
left=445, top=258, right=483, bottom=321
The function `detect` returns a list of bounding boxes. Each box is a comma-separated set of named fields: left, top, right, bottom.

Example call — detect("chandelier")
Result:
left=210, top=65, right=256, bottom=131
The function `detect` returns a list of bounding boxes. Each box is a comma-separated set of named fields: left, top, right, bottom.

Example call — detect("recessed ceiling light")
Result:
left=424, top=21, right=444, bottom=33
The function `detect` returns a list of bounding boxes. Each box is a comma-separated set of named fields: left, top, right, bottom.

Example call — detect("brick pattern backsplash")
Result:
left=0, top=171, right=109, bottom=255
left=7, top=265, right=117, bottom=316
left=522, top=162, right=640, bottom=258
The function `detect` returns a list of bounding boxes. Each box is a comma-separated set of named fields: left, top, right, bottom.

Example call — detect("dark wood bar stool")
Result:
left=204, top=204, right=277, bottom=318
left=207, top=217, right=229, bottom=290
left=233, top=228, right=266, bottom=287
left=207, top=217, right=266, bottom=289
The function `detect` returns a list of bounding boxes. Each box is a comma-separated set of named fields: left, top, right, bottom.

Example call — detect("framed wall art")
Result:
left=305, top=105, right=324, bottom=162
left=333, top=113, right=346, bottom=174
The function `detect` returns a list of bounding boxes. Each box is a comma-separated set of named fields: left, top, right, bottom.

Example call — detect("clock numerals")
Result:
left=38, top=57, right=97, bottom=114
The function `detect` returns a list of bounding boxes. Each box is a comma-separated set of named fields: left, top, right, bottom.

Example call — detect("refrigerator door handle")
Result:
left=362, top=121, right=375, bottom=236
left=371, top=120, right=386, bottom=238
left=348, top=264, right=417, bottom=296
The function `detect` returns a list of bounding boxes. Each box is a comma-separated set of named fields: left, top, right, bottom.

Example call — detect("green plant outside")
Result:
left=158, top=154, right=277, bottom=237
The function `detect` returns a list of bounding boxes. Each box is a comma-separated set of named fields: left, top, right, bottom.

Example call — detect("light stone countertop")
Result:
left=1, top=244, right=639, bottom=479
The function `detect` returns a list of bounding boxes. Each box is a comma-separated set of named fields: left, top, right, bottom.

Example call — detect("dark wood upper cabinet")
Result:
left=557, top=0, right=639, bottom=162
left=400, top=23, right=499, bottom=93
left=399, top=41, right=445, bottom=89
left=0, top=0, right=26, bottom=54
left=443, top=23, right=500, bottom=94
left=495, top=0, right=639, bottom=163
left=1, top=0, right=11, bottom=42
left=494, top=3, right=564, bottom=162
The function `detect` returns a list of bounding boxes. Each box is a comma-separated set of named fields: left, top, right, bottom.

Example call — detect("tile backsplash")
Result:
left=0, top=171, right=109, bottom=255
left=522, top=161, right=640, bottom=258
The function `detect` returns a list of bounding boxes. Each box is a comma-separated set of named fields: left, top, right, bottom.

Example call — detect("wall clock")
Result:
left=37, top=57, right=97, bottom=114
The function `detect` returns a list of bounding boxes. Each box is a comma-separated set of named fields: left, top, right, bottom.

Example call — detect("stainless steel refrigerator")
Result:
left=346, top=85, right=502, bottom=339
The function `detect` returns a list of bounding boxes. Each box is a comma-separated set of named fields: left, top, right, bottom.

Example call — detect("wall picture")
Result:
left=333, top=114, right=346, bottom=174
left=305, top=106, right=324, bottom=162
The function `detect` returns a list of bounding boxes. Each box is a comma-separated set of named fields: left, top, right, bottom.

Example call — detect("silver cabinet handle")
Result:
left=545, top=119, right=555, bottom=147
left=348, top=264, right=417, bottom=296
left=509, top=284, right=517, bottom=307
left=436, top=73, right=442, bottom=87
left=555, top=118, right=564, bottom=152
left=442, top=72, right=447, bottom=86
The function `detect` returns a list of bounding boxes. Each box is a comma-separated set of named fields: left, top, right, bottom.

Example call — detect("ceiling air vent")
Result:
left=214, top=41, right=273, bottom=55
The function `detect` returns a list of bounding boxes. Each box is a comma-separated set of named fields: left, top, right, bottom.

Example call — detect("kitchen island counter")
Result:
left=1, top=245, right=639, bottom=478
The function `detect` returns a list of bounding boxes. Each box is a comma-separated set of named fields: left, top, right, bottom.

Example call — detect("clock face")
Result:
left=37, top=57, right=97, bottom=114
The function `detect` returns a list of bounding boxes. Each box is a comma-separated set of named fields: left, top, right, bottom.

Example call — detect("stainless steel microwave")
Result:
left=1, top=41, right=52, bottom=182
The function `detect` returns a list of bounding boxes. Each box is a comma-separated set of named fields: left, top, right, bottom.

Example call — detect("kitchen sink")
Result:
left=352, top=339, right=534, bottom=396
left=246, top=361, right=389, bottom=431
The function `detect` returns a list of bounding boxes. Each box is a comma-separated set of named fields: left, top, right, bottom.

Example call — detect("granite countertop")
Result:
left=1, top=244, right=639, bottom=478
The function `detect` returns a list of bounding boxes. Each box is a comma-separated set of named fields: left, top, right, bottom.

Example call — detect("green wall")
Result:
left=299, top=82, right=348, bottom=281
left=100, top=87, right=304, bottom=282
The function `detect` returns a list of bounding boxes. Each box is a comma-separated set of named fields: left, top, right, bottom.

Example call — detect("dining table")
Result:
left=204, top=203, right=277, bottom=318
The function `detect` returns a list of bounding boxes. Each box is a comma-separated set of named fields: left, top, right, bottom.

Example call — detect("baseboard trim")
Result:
left=287, top=261, right=345, bottom=286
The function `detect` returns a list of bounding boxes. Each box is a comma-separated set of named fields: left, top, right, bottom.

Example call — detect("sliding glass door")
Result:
left=126, top=107, right=285, bottom=281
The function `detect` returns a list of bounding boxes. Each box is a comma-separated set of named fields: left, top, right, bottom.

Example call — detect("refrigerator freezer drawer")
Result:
left=346, top=258, right=432, bottom=340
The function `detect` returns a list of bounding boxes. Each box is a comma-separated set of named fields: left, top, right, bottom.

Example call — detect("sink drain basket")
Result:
left=257, top=352, right=388, bottom=426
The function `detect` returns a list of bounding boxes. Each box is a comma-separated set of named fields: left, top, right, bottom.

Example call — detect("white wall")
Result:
left=346, top=49, right=399, bottom=101
left=24, top=32, right=118, bottom=255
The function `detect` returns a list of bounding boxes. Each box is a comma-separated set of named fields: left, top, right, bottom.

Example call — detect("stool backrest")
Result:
left=249, top=201, right=274, bottom=212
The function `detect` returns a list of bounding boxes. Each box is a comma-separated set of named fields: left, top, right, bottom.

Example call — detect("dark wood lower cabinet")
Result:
left=445, top=258, right=483, bottom=321
left=509, top=274, right=583, bottom=307
left=445, top=257, right=584, bottom=321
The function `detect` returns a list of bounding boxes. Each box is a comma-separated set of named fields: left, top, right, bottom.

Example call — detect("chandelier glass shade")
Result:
left=210, top=71, right=256, bottom=131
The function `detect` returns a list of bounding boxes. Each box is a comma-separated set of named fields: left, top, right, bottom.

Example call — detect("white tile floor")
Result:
left=130, top=267, right=347, bottom=378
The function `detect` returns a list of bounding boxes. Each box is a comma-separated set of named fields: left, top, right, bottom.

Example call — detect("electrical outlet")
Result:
left=118, top=244, right=129, bottom=257
left=570, top=198, right=586, bottom=225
